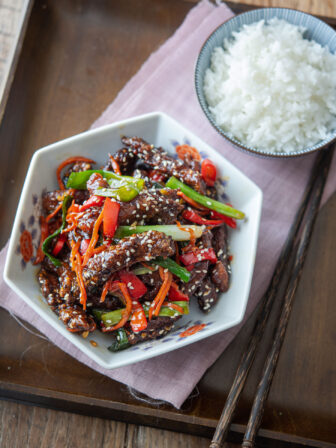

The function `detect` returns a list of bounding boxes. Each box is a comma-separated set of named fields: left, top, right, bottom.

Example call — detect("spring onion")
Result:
left=108, top=328, right=130, bottom=352
left=114, top=225, right=203, bottom=241
left=93, top=301, right=189, bottom=329
left=166, top=176, right=245, bottom=219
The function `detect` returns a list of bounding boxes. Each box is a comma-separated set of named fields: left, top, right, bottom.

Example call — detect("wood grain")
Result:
left=0, top=1, right=335, bottom=448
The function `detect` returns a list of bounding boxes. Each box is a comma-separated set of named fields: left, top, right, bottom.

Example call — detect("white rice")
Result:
left=203, top=18, right=336, bottom=153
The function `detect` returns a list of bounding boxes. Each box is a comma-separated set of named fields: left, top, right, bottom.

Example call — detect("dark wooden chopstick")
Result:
left=241, top=146, right=334, bottom=447
left=209, top=146, right=334, bottom=448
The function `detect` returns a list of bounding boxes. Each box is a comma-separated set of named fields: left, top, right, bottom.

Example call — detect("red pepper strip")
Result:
left=109, top=154, right=122, bottom=175
left=148, top=170, right=165, bottom=183
left=201, top=159, right=217, bottom=187
left=180, top=248, right=217, bottom=266
left=79, top=195, right=105, bottom=212
left=130, top=302, right=147, bottom=333
left=56, top=156, right=95, bottom=190
left=103, top=198, right=120, bottom=238
left=52, top=233, right=67, bottom=256
left=118, top=270, right=147, bottom=300
left=176, top=144, right=201, bottom=161
left=168, top=282, right=189, bottom=301
left=210, top=211, right=237, bottom=229
left=33, top=216, right=49, bottom=265
left=177, top=191, right=208, bottom=211
left=185, top=264, right=195, bottom=272
left=182, top=209, right=225, bottom=226
left=46, top=202, right=63, bottom=223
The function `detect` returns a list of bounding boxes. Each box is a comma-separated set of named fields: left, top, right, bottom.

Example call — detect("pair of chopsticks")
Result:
left=209, top=145, right=334, bottom=448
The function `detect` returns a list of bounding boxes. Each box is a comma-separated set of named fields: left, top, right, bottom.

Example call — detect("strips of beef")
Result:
left=83, top=230, right=175, bottom=288
left=58, top=304, right=96, bottom=333
left=121, top=136, right=207, bottom=193
left=126, top=316, right=180, bottom=345
left=42, top=189, right=89, bottom=215
left=211, top=225, right=230, bottom=292
left=118, top=189, right=183, bottom=225
left=35, top=135, right=237, bottom=349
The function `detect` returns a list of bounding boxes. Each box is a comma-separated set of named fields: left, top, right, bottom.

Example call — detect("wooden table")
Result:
left=0, top=1, right=335, bottom=447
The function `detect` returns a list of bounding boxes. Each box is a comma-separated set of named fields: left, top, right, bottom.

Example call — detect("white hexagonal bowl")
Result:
left=4, top=111, right=262, bottom=369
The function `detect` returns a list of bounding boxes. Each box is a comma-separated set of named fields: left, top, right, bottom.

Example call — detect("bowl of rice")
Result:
left=195, top=8, right=336, bottom=157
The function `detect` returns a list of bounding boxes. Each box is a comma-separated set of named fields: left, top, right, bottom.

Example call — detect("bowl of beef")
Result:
left=4, top=112, right=262, bottom=369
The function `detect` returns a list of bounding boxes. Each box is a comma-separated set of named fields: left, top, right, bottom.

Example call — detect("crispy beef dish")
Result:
left=35, top=137, right=245, bottom=351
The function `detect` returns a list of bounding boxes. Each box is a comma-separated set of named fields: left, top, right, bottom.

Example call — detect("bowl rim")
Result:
left=195, top=6, right=336, bottom=158
left=3, top=111, right=263, bottom=369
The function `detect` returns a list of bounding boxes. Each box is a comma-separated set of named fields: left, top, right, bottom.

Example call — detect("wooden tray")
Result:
left=0, top=1, right=335, bottom=447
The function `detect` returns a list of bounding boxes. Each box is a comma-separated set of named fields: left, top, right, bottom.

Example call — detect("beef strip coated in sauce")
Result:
left=181, top=260, right=209, bottom=297
left=196, top=277, right=218, bottom=312
left=58, top=304, right=96, bottom=333
left=86, top=172, right=109, bottom=195
left=126, top=316, right=181, bottom=345
left=211, top=225, right=230, bottom=292
left=104, top=148, right=136, bottom=175
left=42, top=189, right=89, bottom=215
left=37, top=268, right=63, bottom=308
left=121, top=136, right=206, bottom=193
left=118, top=189, right=183, bottom=225
left=82, top=230, right=175, bottom=289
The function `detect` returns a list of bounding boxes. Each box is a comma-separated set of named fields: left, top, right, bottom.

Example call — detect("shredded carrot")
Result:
left=177, top=191, right=208, bottom=211
left=101, top=282, right=132, bottom=331
left=33, top=216, right=49, bottom=265
left=46, top=202, right=63, bottom=223
left=70, top=240, right=87, bottom=309
left=162, top=302, right=185, bottom=314
left=149, top=267, right=173, bottom=319
left=56, top=156, right=95, bottom=190
left=81, top=208, right=104, bottom=266
left=108, top=154, right=122, bottom=175
left=100, top=277, right=117, bottom=303
left=60, top=200, right=83, bottom=234
left=176, top=221, right=196, bottom=250
left=175, top=144, right=201, bottom=162
left=92, top=244, right=107, bottom=255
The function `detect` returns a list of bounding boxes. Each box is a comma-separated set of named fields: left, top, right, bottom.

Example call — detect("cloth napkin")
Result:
left=1, top=0, right=335, bottom=409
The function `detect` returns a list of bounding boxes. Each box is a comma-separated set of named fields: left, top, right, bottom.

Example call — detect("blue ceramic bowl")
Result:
left=195, top=8, right=336, bottom=158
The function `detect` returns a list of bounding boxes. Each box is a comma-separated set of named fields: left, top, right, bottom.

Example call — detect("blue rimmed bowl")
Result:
left=195, top=8, right=336, bottom=158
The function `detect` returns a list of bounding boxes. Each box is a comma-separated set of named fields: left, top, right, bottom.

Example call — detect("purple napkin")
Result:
left=1, top=0, right=335, bottom=408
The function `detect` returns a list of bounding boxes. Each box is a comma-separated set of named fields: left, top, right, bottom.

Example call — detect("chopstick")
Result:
left=209, top=145, right=334, bottom=448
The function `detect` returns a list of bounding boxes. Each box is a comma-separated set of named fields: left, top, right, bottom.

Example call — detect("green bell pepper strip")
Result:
left=152, top=257, right=191, bottom=283
left=66, top=170, right=138, bottom=189
left=166, top=176, right=245, bottom=220
left=66, top=169, right=145, bottom=202
left=94, top=183, right=143, bottom=202
left=93, top=301, right=189, bottom=328
left=42, top=195, right=72, bottom=267
left=108, top=329, right=130, bottom=352
left=114, top=225, right=203, bottom=241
